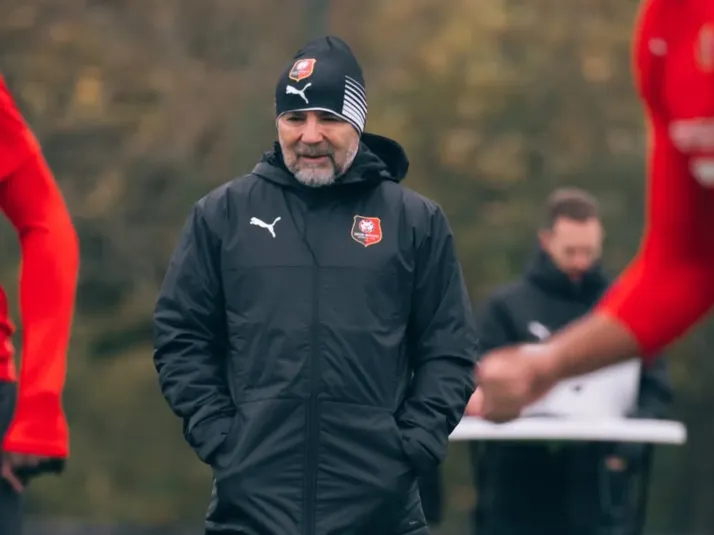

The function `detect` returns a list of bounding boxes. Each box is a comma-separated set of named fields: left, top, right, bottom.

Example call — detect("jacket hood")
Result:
left=525, top=245, right=608, bottom=301
left=251, top=132, right=409, bottom=189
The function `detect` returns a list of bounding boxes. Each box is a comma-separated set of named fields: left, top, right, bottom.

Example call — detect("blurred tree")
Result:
left=305, top=0, right=330, bottom=41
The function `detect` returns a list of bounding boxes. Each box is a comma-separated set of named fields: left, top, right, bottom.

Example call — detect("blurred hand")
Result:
left=465, top=388, right=483, bottom=416
left=1, top=452, right=51, bottom=493
left=469, top=344, right=560, bottom=422
left=605, top=455, right=627, bottom=472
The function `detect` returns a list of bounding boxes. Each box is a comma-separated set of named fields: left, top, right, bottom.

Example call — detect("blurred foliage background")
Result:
left=1, top=0, right=713, bottom=533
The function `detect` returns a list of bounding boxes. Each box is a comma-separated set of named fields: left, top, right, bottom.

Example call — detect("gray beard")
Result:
left=290, top=147, right=358, bottom=188
left=293, top=169, right=337, bottom=188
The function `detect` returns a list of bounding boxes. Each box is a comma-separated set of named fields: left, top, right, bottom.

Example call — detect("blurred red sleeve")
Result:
left=597, top=0, right=714, bottom=359
left=0, top=75, right=79, bottom=457
left=597, top=127, right=714, bottom=358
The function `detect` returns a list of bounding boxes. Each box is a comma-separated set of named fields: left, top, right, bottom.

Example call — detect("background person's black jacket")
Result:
left=153, top=132, right=479, bottom=535
left=468, top=248, right=672, bottom=535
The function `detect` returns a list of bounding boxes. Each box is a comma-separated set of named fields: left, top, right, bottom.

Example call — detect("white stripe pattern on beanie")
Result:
left=342, top=75, right=367, bottom=132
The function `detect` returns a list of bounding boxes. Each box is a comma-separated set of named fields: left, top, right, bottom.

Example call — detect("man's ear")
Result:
left=537, top=229, right=550, bottom=250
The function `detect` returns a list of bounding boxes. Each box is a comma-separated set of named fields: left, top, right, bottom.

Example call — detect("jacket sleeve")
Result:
left=0, top=153, right=79, bottom=459
left=153, top=200, right=235, bottom=464
left=396, top=204, right=479, bottom=475
left=0, top=75, right=40, bottom=181
left=596, top=116, right=714, bottom=358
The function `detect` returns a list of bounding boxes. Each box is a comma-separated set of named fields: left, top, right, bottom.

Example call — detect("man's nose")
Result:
left=300, top=116, right=324, bottom=144
left=573, top=255, right=592, bottom=272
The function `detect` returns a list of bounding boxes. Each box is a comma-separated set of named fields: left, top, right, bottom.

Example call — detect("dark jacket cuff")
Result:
left=400, top=427, right=441, bottom=476
left=186, top=415, right=234, bottom=464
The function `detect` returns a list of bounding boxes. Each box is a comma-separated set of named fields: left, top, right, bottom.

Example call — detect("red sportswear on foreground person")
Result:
left=0, top=72, right=79, bottom=523
left=468, top=0, right=714, bottom=422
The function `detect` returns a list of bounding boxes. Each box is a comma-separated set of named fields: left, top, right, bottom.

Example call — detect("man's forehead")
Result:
left=551, top=218, right=602, bottom=240
left=553, top=217, right=600, bottom=231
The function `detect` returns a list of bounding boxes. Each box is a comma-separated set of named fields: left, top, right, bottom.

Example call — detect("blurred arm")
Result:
left=0, top=154, right=79, bottom=458
left=543, top=118, right=714, bottom=381
left=0, top=76, right=79, bottom=457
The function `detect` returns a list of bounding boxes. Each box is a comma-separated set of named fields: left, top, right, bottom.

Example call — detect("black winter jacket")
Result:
left=153, top=133, right=479, bottom=535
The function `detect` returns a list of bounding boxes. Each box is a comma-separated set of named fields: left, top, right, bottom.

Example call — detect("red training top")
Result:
left=0, top=75, right=79, bottom=457
left=598, top=0, right=714, bottom=358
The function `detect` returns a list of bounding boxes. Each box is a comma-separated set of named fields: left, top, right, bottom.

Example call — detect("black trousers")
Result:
left=0, top=480, right=21, bottom=535
left=470, top=442, right=641, bottom=535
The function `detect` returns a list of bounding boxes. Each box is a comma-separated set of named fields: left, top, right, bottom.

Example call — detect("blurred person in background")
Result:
left=153, top=36, right=478, bottom=535
left=468, top=188, right=671, bottom=535
left=0, top=75, right=79, bottom=534
left=468, top=0, right=714, bottom=424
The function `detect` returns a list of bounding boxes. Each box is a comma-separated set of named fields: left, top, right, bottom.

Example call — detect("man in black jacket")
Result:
left=153, top=36, right=479, bottom=535
left=469, top=188, right=671, bottom=535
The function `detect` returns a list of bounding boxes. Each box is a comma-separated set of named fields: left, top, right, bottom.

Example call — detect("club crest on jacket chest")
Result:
left=351, top=215, right=382, bottom=247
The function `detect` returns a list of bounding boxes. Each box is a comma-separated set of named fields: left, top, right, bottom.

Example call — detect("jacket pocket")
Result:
left=186, top=414, right=235, bottom=465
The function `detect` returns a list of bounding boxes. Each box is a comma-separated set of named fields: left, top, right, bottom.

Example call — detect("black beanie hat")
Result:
left=275, top=36, right=367, bottom=134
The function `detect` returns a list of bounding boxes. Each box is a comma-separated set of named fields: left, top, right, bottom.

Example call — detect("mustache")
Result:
left=295, top=145, right=334, bottom=158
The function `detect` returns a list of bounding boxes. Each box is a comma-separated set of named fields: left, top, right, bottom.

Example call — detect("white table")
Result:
left=450, top=416, right=687, bottom=445
left=449, top=417, right=686, bottom=535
